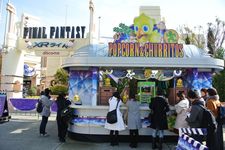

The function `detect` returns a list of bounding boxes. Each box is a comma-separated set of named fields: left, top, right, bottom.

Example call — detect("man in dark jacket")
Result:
left=56, top=92, right=71, bottom=142
left=149, top=88, right=169, bottom=150
left=186, top=90, right=205, bottom=143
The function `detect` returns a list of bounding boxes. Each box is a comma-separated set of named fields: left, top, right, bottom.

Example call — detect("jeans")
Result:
left=40, top=116, right=48, bottom=134
left=152, top=129, right=164, bottom=138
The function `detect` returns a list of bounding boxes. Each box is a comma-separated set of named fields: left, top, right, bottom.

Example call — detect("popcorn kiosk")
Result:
left=62, top=12, right=224, bottom=142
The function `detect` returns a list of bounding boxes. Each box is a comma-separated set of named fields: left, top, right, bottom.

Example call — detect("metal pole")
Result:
left=0, top=0, right=3, bottom=22
left=3, top=0, right=10, bottom=50
left=98, top=16, right=101, bottom=41
left=65, top=5, right=68, bottom=26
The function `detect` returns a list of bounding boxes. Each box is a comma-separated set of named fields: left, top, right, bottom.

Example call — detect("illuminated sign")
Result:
left=108, top=43, right=184, bottom=58
left=23, top=26, right=86, bottom=39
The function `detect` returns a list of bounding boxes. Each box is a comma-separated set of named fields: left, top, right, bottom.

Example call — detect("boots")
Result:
left=152, top=137, right=157, bottom=149
left=159, top=138, right=163, bottom=150
left=110, top=130, right=115, bottom=146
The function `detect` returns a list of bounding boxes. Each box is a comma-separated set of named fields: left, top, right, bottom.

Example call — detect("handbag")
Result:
left=61, top=107, right=73, bottom=117
left=106, top=100, right=119, bottom=124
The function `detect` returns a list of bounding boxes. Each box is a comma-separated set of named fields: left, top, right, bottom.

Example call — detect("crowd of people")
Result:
left=38, top=88, right=72, bottom=143
left=37, top=87, right=224, bottom=150
left=105, top=87, right=224, bottom=150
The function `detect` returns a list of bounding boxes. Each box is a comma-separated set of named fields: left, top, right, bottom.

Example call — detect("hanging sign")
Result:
left=23, top=26, right=86, bottom=39
left=108, top=13, right=184, bottom=58
left=108, top=42, right=184, bottom=57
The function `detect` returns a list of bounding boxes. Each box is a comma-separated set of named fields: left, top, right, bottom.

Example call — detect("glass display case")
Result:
left=137, top=81, right=155, bottom=103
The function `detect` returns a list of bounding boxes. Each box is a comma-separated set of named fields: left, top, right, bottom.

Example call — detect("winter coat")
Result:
left=206, top=95, right=221, bottom=118
left=105, top=96, right=126, bottom=131
left=126, top=99, right=142, bottom=130
left=56, top=97, right=71, bottom=117
left=174, top=98, right=190, bottom=129
left=149, top=96, right=170, bottom=130
left=40, top=95, right=53, bottom=117
left=186, top=100, right=204, bottom=128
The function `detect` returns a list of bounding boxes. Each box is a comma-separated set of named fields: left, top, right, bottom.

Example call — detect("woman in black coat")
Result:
left=56, top=92, right=71, bottom=142
left=149, top=88, right=169, bottom=150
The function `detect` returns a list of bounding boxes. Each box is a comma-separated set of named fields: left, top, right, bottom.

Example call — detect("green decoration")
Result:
left=166, top=31, right=177, bottom=43
left=113, top=23, right=132, bottom=34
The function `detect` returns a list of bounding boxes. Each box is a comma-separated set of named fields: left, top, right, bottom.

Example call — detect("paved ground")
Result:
left=0, top=114, right=178, bottom=150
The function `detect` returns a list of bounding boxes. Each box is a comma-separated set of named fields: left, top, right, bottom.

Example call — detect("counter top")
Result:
left=70, top=104, right=150, bottom=110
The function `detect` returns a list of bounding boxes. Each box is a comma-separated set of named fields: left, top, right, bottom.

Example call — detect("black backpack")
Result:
left=200, top=106, right=217, bottom=133
left=218, top=106, right=225, bottom=124
left=36, top=99, right=43, bottom=113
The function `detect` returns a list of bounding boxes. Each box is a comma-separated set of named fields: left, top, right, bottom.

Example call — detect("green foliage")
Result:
left=167, top=115, right=176, bottom=130
left=50, top=68, right=69, bottom=95
left=215, top=47, right=225, bottom=59
left=207, top=18, right=225, bottom=56
left=185, top=35, right=191, bottom=44
left=107, top=76, right=129, bottom=94
left=50, top=85, right=68, bottom=95
left=54, top=68, right=68, bottom=85
left=207, top=28, right=216, bottom=55
left=27, top=86, right=37, bottom=96
left=178, top=25, right=205, bottom=49
left=213, top=69, right=225, bottom=102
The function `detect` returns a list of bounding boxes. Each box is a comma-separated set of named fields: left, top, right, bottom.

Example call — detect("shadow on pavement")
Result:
left=5, top=116, right=224, bottom=150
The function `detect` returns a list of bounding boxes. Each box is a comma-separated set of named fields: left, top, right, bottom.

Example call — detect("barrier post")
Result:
left=0, top=93, right=11, bottom=122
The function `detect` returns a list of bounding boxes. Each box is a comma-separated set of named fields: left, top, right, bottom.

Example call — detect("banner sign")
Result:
left=108, top=13, right=184, bottom=58
left=23, top=26, right=86, bottom=39
left=108, top=42, right=183, bottom=57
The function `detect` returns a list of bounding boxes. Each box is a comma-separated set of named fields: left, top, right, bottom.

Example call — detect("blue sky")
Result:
left=0, top=0, right=225, bottom=46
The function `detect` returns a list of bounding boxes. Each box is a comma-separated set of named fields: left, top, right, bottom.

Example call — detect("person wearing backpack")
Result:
left=186, top=90, right=205, bottom=143
left=206, top=88, right=223, bottom=150
left=36, top=91, right=45, bottom=113
left=39, top=88, right=53, bottom=137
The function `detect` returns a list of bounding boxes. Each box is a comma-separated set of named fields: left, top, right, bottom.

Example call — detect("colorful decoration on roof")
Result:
left=109, top=13, right=182, bottom=58
left=133, top=13, right=161, bottom=43
left=164, top=29, right=179, bottom=43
